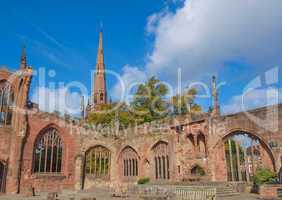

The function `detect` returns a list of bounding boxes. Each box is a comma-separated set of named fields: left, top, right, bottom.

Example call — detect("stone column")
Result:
left=74, top=155, right=84, bottom=190
left=194, top=135, right=197, bottom=153
left=243, top=148, right=250, bottom=183
left=235, top=141, right=242, bottom=181
left=251, top=139, right=255, bottom=176
left=228, top=139, right=235, bottom=181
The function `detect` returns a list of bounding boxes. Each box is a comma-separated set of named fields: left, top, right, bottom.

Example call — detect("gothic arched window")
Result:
left=0, top=80, right=14, bottom=126
left=85, top=146, right=111, bottom=179
left=33, top=128, right=63, bottom=173
left=152, top=141, right=170, bottom=180
left=100, top=93, right=104, bottom=101
left=120, top=146, right=139, bottom=179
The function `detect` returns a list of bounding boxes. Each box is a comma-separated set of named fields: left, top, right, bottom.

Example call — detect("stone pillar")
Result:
left=251, top=139, right=255, bottom=176
left=243, top=148, right=250, bottom=183
left=235, top=141, right=242, bottom=181
left=74, top=155, right=84, bottom=190
left=228, top=139, right=235, bottom=181
left=194, top=135, right=197, bottom=153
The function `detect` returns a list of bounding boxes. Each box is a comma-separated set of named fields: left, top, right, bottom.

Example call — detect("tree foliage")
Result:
left=131, top=76, right=169, bottom=123
left=253, top=168, right=277, bottom=186
left=87, top=76, right=202, bottom=128
left=171, top=88, right=201, bottom=115
left=88, top=103, right=135, bottom=129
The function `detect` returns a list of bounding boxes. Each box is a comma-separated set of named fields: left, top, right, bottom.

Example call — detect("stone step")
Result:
left=215, top=186, right=240, bottom=197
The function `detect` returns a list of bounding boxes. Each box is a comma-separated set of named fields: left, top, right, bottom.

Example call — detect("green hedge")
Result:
left=253, top=168, right=277, bottom=186
left=137, top=177, right=150, bottom=184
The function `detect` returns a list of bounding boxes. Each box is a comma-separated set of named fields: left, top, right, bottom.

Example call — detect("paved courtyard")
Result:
left=0, top=191, right=263, bottom=200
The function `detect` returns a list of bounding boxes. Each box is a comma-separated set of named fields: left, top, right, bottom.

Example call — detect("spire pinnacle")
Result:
left=20, top=46, right=27, bottom=69
left=98, top=30, right=103, bottom=51
left=212, top=75, right=220, bottom=116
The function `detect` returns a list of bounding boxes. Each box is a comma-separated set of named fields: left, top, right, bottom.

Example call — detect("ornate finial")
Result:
left=212, top=75, right=217, bottom=97
left=20, top=46, right=27, bottom=69
left=212, top=75, right=220, bottom=116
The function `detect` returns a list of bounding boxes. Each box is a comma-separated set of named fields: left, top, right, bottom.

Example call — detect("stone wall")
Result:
left=20, top=113, right=80, bottom=193
left=259, top=184, right=282, bottom=199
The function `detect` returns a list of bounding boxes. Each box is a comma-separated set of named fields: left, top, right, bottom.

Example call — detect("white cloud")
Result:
left=112, top=0, right=282, bottom=107
left=145, top=0, right=282, bottom=82
left=221, top=88, right=280, bottom=114
left=31, top=86, right=88, bottom=116
left=111, top=65, right=147, bottom=101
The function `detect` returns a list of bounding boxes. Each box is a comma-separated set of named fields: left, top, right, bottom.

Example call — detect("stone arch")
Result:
left=151, top=140, right=169, bottom=150
left=117, top=145, right=140, bottom=160
left=213, top=129, right=276, bottom=182
left=33, top=124, right=66, bottom=153
left=191, top=164, right=206, bottom=176
left=222, top=130, right=276, bottom=171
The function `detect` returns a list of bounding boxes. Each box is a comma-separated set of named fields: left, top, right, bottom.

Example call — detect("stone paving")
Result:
left=0, top=192, right=263, bottom=200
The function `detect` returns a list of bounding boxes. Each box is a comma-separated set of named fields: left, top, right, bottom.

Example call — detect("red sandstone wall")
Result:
left=20, top=113, right=79, bottom=193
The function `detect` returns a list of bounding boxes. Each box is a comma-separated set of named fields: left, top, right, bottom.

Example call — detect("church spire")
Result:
left=20, top=46, right=27, bottom=69
left=92, top=30, right=107, bottom=108
left=96, top=30, right=104, bottom=68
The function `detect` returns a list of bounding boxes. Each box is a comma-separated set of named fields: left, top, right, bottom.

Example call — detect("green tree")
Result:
left=130, top=76, right=169, bottom=123
left=171, top=88, right=201, bottom=115
left=253, top=168, right=277, bottom=186
left=88, top=103, right=135, bottom=129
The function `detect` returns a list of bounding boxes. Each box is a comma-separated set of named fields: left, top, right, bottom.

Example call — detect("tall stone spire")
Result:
left=20, top=46, right=27, bottom=69
left=92, top=30, right=107, bottom=108
left=212, top=76, right=220, bottom=116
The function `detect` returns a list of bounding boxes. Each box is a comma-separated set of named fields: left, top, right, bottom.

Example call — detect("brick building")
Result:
left=0, top=32, right=281, bottom=194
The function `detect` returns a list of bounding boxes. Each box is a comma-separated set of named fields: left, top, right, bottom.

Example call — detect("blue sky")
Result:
left=0, top=0, right=282, bottom=115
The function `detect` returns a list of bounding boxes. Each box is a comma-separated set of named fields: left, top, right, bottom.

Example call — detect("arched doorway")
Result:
left=191, top=164, right=206, bottom=176
left=0, top=161, right=6, bottom=193
left=223, top=131, right=275, bottom=182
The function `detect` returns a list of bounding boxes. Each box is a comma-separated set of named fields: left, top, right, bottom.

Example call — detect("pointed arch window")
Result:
left=85, top=146, right=111, bottom=179
left=120, top=146, right=139, bottom=179
left=0, top=80, right=14, bottom=126
left=33, top=128, right=63, bottom=173
left=152, top=141, right=170, bottom=180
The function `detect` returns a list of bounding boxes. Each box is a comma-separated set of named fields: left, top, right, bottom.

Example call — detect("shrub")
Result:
left=137, top=177, right=150, bottom=185
left=253, top=168, right=277, bottom=186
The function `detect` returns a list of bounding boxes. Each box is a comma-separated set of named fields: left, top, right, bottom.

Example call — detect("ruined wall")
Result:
left=20, top=113, right=80, bottom=193
left=208, top=105, right=282, bottom=181
left=77, top=126, right=176, bottom=189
